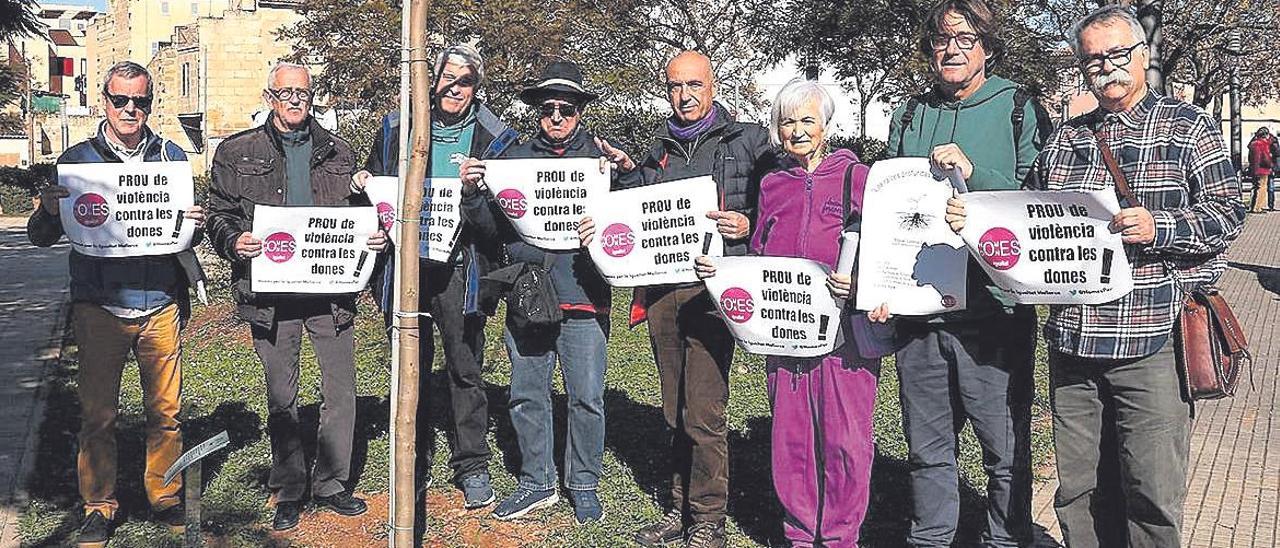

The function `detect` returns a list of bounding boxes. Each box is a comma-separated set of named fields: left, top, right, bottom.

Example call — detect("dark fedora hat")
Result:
left=518, top=60, right=599, bottom=106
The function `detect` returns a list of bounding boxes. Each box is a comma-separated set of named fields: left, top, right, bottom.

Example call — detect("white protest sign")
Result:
left=366, top=176, right=463, bottom=262
left=856, top=157, right=968, bottom=315
left=250, top=205, right=378, bottom=293
left=57, top=162, right=196, bottom=257
left=704, top=256, right=844, bottom=358
left=959, top=189, right=1133, bottom=305
left=585, top=177, right=724, bottom=287
left=484, top=157, right=610, bottom=250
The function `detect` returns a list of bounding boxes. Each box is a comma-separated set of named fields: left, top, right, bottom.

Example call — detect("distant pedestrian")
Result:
left=1249, top=127, right=1274, bottom=212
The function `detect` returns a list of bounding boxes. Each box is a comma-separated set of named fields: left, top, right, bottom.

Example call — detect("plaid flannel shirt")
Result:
left=1025, top=91, right=1245, bottom=360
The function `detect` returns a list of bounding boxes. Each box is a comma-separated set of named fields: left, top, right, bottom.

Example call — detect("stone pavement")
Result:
left=1031, top=210, right=1280, bottom=547
left=0, top=216, right=69, bottom=548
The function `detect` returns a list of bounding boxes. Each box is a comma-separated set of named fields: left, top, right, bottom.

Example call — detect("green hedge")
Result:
left=0, top=163, right=55, bottom=216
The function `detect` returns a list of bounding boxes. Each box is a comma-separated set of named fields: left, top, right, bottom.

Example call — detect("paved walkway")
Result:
left=0, top=216, right=69, bottom=548
left=1031, top=210, right=1280, bottom=547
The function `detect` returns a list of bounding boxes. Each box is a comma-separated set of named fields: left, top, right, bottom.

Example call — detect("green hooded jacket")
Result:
left=886, top=74, right=1052, bottom=320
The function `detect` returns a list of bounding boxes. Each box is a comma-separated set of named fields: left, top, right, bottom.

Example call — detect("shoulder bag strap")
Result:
left=1092, top=130, right=1141, bottom=208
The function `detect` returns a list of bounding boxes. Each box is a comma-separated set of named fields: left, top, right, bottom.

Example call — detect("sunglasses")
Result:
left=539, top=102, right=579, bottom=118
left=105, top=93, right=153, bottom=111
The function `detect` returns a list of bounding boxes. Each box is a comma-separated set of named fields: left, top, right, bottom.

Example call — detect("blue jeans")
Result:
left=504, top=315, right=608, bottom=491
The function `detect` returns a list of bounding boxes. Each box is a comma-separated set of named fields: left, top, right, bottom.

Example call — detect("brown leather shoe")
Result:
left=683, top=521, right=725, bottom=548
left=633, top=509, right=686, bottom=546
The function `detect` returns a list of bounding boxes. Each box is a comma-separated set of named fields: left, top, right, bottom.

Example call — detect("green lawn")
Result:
left=18, top=263, right=1055, bottom=547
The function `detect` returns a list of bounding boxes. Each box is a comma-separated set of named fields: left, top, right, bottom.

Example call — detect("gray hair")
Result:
left=1070, top=5, right=1146, bottom=58
left=768, top=78, right=836, bottom=146
left=101, top=61, right=152, bottom=96
left=265, top=61, right=311, bottom=90
left=437, top=44, right=485, bottom=85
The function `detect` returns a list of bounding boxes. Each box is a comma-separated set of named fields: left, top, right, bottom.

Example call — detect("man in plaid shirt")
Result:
left=947, top=6, right=1244, bottom=547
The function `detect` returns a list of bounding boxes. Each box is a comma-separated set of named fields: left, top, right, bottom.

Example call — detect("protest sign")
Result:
left=484, top=157, right=609, bottom=250
left=57, top=162, right=196, bottom=257
left=365, top=176, right=400, bottom=243
left=251, top=205, right=378, bottom=293
left=704, top=256, right=843, bottom=358
left=585, top=177, right=724, bottom=286
left=959, top=189, right=1133, bottom=304
left=856, top=157, right=968, bottom=315
left=366, top=176, right=463, bottom=262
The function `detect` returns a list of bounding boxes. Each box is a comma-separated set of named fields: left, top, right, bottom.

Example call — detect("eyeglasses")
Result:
left=267, top=87, right=313, bottom=102
left=539, top=102, right=579, bottom=118
left=1078, top=42, right=1146, bottom=73
left=930, top=32, right=981, bottom=51
left=666, top=81, right=706, bottom=94
left=105, top=93, right=153, bottom=111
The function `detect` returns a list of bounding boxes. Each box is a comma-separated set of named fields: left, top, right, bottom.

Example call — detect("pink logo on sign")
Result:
left=495, top=189, right=527, bottom=219
left=600, top=223, right=635, bottom=257
left=719, top=287, right=755, bottom=323
left=376, top=202, right=396, bottom=232
left=977, top=227, right=1021, bottom=271
left=73, top=193, right=109, bottom=227
left=263, top=232, right=297, bottom=263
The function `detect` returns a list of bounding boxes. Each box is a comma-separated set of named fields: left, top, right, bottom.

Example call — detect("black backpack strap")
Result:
left=1011, top=87, right=1030, bottom=145
left=896, top=96, right=921, bottom=157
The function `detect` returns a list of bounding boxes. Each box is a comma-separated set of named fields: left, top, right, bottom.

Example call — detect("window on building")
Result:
left=161, top=2, right=170, bottom=15
left=191, top=2, right=199, bottom=16
left=181, top=63, right=190, bottom=97
left=58, top=18, right=70, bottom=29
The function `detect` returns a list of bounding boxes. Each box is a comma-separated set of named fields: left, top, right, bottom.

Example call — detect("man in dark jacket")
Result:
left=205, top=62, right=386, bottom=531
left=581, top=50, right=776, bottom=548
left=351, top=44, right=516, bottom=508
left=459, top=59, right=634, bottom=525
left=28, top=61, right=205, bottom=547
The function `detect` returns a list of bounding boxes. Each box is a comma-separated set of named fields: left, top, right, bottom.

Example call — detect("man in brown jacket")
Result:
left=205, top=62, right=385, bottom=531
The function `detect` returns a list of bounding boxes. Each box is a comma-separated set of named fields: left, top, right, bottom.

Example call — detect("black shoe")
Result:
left=153, top=503, right=186, bottom=532
left=77, top=510, right=111, bottom=547
left=634, top=509, right=686, bottom=546
left=314, top=492, right=368, bottom=516
left=273, top=501, right=303, bottom=531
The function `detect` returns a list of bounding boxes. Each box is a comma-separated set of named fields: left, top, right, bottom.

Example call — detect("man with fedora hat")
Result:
left=460, top=59, right=636, bottom=524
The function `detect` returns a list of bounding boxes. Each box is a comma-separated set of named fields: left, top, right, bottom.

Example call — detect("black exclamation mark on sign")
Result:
left=818, top=315, right=830, bottom=341
left=353, top=250, right=369, bottom=278
left=171, top=211, right=184, bottom=238
left=1100, top=248, right=1114, bottom=284
left=702, top=232, right=713, bottom=255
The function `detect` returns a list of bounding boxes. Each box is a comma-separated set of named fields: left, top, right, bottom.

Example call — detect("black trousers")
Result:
left=414, top=261, right=491, bottom=482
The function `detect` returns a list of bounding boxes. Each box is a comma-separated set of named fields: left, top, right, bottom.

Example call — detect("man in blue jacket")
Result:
left=351, top=45, right=516, bottom=509
left=28, top=61, right=206, bottom=548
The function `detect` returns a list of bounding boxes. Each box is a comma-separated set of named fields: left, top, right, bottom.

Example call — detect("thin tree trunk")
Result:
left=1135, top=0, right=1166, bottom=93
left=392, top=0, right=431, bottom=545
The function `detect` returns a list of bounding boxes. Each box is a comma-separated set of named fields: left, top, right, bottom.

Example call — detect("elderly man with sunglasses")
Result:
left=459, top=59, right=637, bottom=525
left=206, top=61, right=386, bottom=531
left=947, top=6, right=1244, bottom=547
left=883, top=0, right=1054, bottom=545
left=28, top=60, right=207, bottom=547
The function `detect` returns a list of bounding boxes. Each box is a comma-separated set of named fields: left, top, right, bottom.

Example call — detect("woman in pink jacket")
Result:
left=696, top=78, right=892, bottom=547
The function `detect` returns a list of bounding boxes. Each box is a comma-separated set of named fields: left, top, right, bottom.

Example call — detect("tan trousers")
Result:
left=1252, top=174, right=1271, bottom=212
left=73, top=302, right=184, bottom=519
